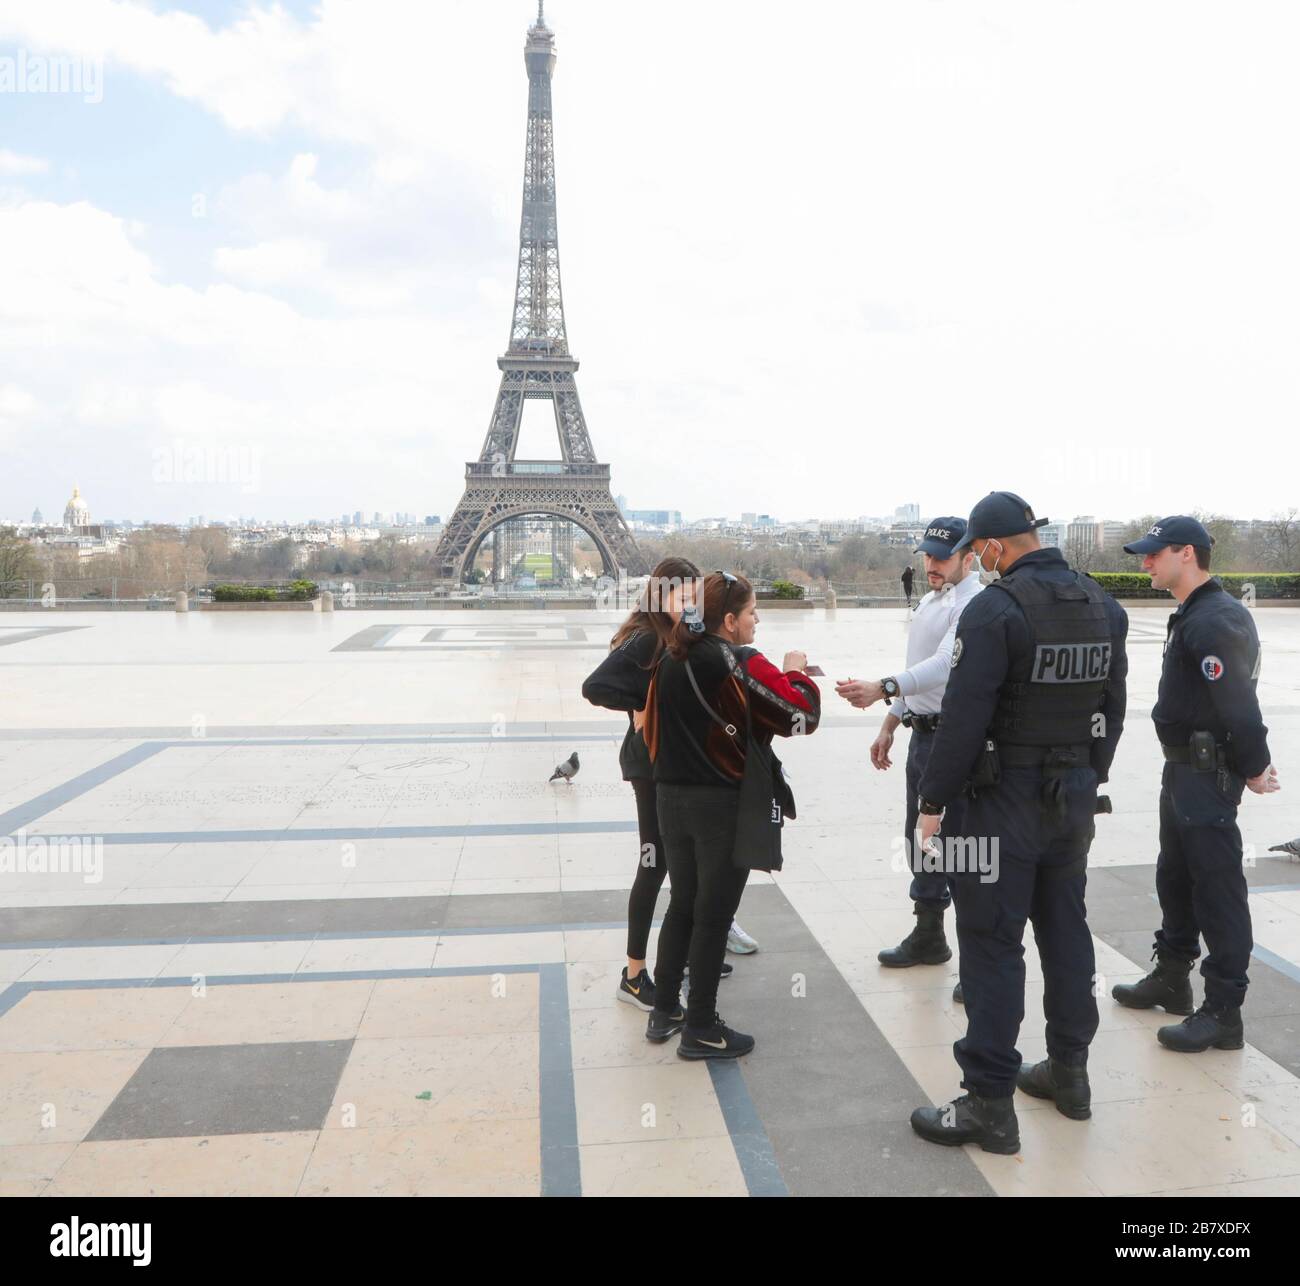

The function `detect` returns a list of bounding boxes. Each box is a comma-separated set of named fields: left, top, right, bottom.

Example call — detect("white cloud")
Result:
left=0, top=150, right=50, bottom=176
left=213, top=237, right=326, bottom=288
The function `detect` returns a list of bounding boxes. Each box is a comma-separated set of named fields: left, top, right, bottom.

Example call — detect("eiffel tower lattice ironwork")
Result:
left=433, top=3, right=648, bottom=583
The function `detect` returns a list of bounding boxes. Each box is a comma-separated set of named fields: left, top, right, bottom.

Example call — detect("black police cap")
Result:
left=953, top=492, right=1048, bottom=550
left=1122, top=515, right=1215, bottom=555
left=915, top=516, right=967, bottom=557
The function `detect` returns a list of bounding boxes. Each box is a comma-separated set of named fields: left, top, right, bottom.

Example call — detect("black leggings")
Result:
left=653, top=783, right=750, bottom=1027
left=627, top=777, right=670, bottom=960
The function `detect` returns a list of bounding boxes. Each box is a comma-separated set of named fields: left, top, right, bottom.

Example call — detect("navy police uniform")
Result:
left=916, top=494, right=1128, bottom=1103
left=1125, top=517, right=1269, bottom=1016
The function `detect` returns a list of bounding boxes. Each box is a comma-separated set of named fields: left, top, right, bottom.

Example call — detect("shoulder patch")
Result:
left=1201, top=655, right=1224, bottom=682
left=951, top=638, right=964, bottom=667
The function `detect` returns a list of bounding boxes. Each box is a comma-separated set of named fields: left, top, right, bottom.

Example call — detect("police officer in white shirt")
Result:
left=836, top=517, right=982, bottom=977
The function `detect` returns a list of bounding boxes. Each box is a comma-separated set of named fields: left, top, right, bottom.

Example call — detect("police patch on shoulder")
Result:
left=1201, top=655, right=1224, bottom=681
left=951, top=638, right=964, bottom=667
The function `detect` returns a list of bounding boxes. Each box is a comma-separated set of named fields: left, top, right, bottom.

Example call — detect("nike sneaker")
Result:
left=617, top=966, right=655, bottom=1012
left=645, top=1005, right=687, bottom=1043
left=678, top=1013, right=755, bottom=1060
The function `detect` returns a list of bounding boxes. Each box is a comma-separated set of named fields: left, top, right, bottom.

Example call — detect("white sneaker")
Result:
left=727, top=921, right=759, bottom=954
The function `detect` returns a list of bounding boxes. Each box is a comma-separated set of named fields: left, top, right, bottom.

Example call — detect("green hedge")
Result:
left=212, top=580, right=318, bottom=603
left=1089, top=573, right=1300, bottom=600
left=765, top=580, right=805, bottom=600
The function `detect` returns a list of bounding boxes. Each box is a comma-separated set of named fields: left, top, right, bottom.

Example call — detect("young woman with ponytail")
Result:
left=581, top=557, right=702, bottom=1010
left=640, top=572, right=821, bottom=1058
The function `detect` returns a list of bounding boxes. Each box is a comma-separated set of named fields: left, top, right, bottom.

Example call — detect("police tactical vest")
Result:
left=988, top=573, right=1111, bottom=747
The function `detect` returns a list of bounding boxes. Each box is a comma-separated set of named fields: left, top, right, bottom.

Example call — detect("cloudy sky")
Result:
left=1, top=0, right=1297, bottom=528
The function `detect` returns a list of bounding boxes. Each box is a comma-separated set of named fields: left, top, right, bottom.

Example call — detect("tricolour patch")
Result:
left=1201, top=655, right=1224, bottom=681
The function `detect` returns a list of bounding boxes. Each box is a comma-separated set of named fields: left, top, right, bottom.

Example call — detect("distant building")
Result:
left=1100, top=520, right=1127, bottom=550
left=626, top=509, right=682, bottom=529
left=63, top=485, right=91, bottom=530
left=886, top=521, right=927, bottom=547
left=894, top=503, right=920, bottom=523
left=31, top=506, right=43, bottom=524
left=1066, top=516, right=1102, bottom=553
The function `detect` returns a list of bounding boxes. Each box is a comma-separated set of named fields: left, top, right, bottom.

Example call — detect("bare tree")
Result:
left=0, top=528, right=37, bottom=596
left=1256, top=508, right=1300, bottom=571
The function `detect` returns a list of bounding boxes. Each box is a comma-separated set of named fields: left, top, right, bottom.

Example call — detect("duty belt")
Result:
left=1161, top=743, right=1227, bottom=765
left=998, top=743, right=1092, bottom=768
left=901, top=712, right=941, bottom=733
left=998, top=742, right=1093, bottom=824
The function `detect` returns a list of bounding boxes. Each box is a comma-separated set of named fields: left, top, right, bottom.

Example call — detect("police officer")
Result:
left=1112, top=516, right=1280, bottom=1052
left=835, top=517, right=981, bottom=983
left=908, top=491, right=1129, bottom=1153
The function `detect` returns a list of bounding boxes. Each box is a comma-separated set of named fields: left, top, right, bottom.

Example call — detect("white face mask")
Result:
left=975, top=540, right=1004, bottom=582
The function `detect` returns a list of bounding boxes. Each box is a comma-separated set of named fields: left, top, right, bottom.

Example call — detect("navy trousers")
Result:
left=904, top=726, right=959, bottom=907
left=949, top=765, right=1100, bottom=1097
left=1153, top=762, right=1253, bottom=1009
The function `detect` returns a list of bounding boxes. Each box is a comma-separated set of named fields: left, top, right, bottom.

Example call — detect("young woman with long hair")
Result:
left=640, top=572, right=821, bottom=1058
left=582, top=557, right=701, bottom=1010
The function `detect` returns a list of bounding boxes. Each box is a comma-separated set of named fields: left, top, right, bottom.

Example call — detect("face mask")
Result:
left=975, top=540, right=1004, bottom=582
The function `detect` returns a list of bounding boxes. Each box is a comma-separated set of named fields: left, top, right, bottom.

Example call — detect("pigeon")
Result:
left=1267, top=838, right=1300, bottom=860
left=548, top=751, right=580, bottom=784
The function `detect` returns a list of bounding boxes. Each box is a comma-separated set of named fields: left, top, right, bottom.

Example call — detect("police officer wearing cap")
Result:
left=908, top=491, right=1129, bottom=1153
left=1112, top=516, right=1280, bottom=1052
left=836, top=518, right=981, bottom=981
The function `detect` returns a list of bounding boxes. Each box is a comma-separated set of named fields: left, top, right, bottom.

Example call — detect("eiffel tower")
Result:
left=433, top=2, right=648, bottom=583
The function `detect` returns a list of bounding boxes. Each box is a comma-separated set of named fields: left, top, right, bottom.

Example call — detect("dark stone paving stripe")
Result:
left=708, top=1061, right=788, bottom=1196
left=538, top=962, right=581, bottom=1197
left=0, top=742, right=166, bottom=835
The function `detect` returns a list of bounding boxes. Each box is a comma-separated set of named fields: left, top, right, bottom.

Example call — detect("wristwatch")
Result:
left=880, top=677, right=900, bottom=704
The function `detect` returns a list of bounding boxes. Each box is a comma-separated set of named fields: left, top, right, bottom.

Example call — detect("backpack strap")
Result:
left=682, top=641, right=751, bottom=784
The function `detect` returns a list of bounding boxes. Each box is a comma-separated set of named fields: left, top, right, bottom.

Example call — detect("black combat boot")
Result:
left=952, top=980, right=964, bottom=1005
left=878, top=904, right=952, bottom=967
left=910, top=1092, right=1020, bottom=1155
left=1157, top=1002, right=1244, bottom=1053
left=1111, top=950, right=1194, bottom=1015
left=1016, top=1056, right=1091, bottom=1120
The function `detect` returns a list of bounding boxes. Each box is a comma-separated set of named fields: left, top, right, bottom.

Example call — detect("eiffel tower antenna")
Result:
left=433, top=5, right=648, bottom=584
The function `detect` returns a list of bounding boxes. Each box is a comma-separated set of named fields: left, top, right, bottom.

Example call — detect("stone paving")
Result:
left=1, top=606, right=1298, bottom=1195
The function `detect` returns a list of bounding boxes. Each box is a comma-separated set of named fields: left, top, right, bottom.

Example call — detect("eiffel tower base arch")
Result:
left=433, top=474, right=649, bottom=584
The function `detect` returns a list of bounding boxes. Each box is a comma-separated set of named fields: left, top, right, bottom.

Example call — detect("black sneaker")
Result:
left=646, top=1005, right=687, bottom=1043
left=617, top=967, right=656, bottom=1012
left=678, top=1013, right=754, bottom=1060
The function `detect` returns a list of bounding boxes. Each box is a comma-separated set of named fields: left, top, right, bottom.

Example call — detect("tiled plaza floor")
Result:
left=2, top=606, right=1299, bottom=1196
